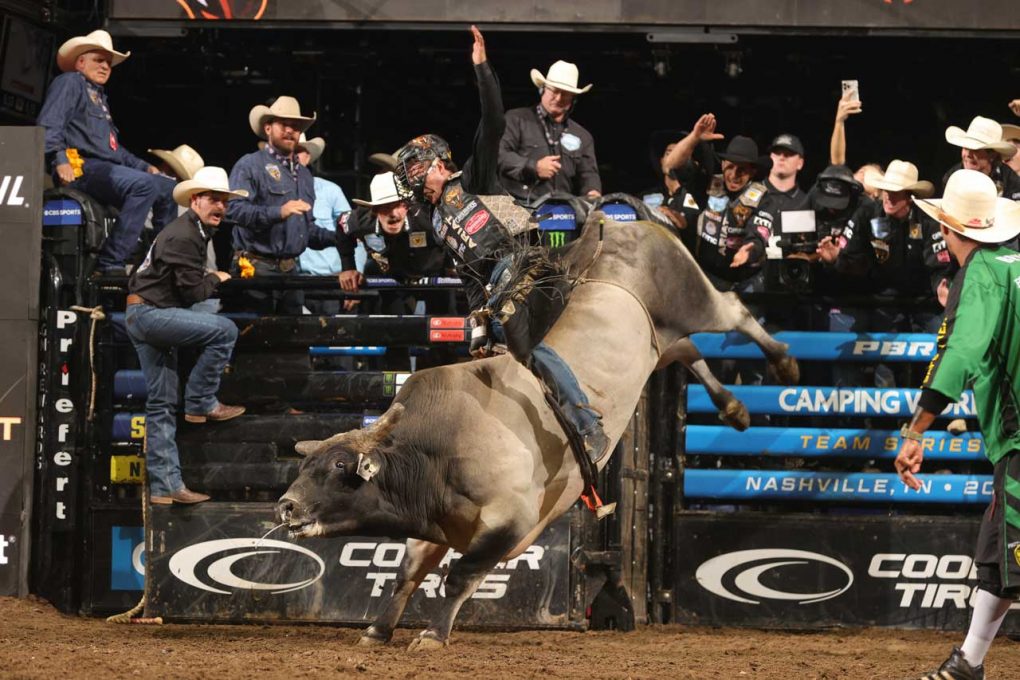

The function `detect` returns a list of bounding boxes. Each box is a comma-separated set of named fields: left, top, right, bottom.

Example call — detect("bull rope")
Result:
left=106, top=438, right=163, bottom=625
left=68, top=305, right=105, bottom=422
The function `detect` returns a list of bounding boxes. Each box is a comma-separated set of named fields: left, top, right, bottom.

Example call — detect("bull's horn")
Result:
left=294, top=439, right=324, bottom=457
left=368, top=403, right=405, bottom=441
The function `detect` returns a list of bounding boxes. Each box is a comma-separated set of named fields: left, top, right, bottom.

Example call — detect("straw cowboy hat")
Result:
left=913, top=169, right=1020, bottom=244
left=148, top=144, right=204, bottom=181
left=172, top=166, right=249, bottom=208
left=296, top=134, right=325, bottom=163
left=944, top=116, right=1016, bottom=158
left=57, top=29, right=130, bottom=72
left=248, top=96, right=317, bottom=139
left=352, top=172, right=402, bottom=207
left=868, top=160, right=934, bottom=198
left=530, top=60, right=592, bottom=94
left=1001, top=124, right=1020, bottom=143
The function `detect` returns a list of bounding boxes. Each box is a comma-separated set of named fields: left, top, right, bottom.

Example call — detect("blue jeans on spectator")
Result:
left=125, top=304, right=238, bottom=496
left=72, top=160, right=177, bottom=270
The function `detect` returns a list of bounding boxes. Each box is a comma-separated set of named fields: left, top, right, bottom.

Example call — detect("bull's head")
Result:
left=276, top=404, right=403, bottom=538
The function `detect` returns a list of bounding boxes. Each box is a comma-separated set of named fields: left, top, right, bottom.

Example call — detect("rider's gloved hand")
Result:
left=468, top=310, right=493, bottom=358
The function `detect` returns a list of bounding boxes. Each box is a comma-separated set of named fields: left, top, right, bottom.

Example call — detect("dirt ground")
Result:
left=1, top=597, right=1018, bottom=679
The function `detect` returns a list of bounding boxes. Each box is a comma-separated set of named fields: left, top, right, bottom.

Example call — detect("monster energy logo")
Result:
left=545, top=231, right=568, bottom=248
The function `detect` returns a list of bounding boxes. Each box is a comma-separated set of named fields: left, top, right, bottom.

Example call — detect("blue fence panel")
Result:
left=684, top=469, right=993, bottom=504
left=687, top=385, right=975, bottom=418
left=690, top=331, right=937, bottom=362
left=687, top=425, right=984, bottom=461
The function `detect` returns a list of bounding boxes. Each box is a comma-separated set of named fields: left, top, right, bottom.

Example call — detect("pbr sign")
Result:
left=673, top=513, right=1020, bottom=631
left=145, top=504, right=577, bottom=628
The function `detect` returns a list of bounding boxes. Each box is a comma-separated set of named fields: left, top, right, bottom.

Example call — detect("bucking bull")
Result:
left=277, top=210, right=799, bottom=651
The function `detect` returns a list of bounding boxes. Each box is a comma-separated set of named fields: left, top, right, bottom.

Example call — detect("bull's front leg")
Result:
left=407, top=522, right=527, bottom=652
left=359, top=539, right=449, bottom=646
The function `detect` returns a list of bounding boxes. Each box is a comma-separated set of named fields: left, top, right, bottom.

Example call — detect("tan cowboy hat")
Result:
left=945, top=116, right=1016, bottom=158
left=148, top=144, right=204, bottom=181
left=248, top=96, right=317, bottom=139
left=57, top=29, right=130, bottom=72
left=367, top=151, right=398, bottom=171
left=172, top=166, right=249, bottom=208
left=868, top=160, right=934, bottom=198
left=296, top=134, right=325, bottom=163
left=1001, top=124, right=1020, bottom=143
left=913, top=169, right=1020, bottom=244
left=530, top=60, right=592, bottom=94
left=352, top=172, right=402, bottom=207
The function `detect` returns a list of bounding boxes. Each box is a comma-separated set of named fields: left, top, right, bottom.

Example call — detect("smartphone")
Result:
left=841, top=79, right=860, bottom=103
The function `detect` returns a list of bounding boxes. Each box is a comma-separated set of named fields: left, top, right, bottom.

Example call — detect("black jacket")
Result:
left=498, top=105, right=601, bottom=200
left=129, top=210, right=220, bottom=308
left=460, top=61, right=506, bottom=196
left=336, top=206, right=448, bottom=278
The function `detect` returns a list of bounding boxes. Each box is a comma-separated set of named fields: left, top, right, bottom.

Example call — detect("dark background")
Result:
left=6, top=2, right=1020, bottom=199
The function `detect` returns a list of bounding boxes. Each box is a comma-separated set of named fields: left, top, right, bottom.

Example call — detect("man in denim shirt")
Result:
left=227, top=96, right=341, bottom=313
left=37, top=30, right=176, bottom=275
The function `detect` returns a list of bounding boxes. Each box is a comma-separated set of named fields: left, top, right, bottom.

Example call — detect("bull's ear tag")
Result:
left=356, top=453, right=378, bottom=481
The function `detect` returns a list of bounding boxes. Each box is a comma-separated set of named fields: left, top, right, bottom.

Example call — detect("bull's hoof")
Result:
left=719, top=400, right=750, bottom=431
left=356, top=626, right=391, bottom=647
left=406, top=632, right=447, bottom=653
left=769, top=356, right=800, bottom=386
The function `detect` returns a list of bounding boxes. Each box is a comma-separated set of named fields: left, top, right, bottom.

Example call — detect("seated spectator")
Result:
left=692, top=134, right=774, bottom=295
left=125, top=166, right=246, bottom=505
left=499, top=60, right=601, bottom=201
left=227, top=96, right=341, bottom=314
left=942, top=116, right=1020, bottom=200
left=37, top=30, right=177, bottom=275
left=866, top=160, right=949, bottom=333
left=293, top=134, right=353, bottom=314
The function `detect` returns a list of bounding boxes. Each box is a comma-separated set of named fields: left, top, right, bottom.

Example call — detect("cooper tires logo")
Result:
left=696, top=549, right=854, bottom=605
left=169, top=538, right=325, bottom=595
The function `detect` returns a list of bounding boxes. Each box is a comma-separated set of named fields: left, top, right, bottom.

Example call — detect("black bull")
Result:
left=277, top=212, right=798, bottom=650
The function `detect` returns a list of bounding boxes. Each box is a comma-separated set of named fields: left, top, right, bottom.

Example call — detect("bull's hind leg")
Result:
left=359, top=539, right=448, bottom=646
left=661, top=338, right=750, bottom=431
left=407, top=521, right=528, bottom=652
left=719, top=292, right=800, bottom=385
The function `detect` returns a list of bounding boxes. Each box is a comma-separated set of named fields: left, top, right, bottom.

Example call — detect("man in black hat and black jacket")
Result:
left=691, top=134, right=775, bottom=294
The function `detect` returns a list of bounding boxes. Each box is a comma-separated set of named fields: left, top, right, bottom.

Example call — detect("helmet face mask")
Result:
left=394, top=134, right=452, bottom=203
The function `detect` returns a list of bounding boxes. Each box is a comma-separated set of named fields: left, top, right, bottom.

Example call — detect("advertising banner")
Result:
left=673, top=513, right=1020, bottom=631
left=145, top=503, right=581, bottom=629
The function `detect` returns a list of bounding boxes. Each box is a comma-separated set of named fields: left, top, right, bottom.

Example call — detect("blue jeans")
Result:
left=125, top=304, right=238, bottom=495
left=487, top=257, right=600, bottom=438
left=72, top=160, right=177, bottom=270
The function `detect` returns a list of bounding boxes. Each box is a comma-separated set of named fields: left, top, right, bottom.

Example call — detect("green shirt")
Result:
left=922, top=246, right=1020, bottom=464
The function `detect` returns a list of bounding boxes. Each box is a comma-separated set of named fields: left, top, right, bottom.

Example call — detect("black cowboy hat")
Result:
left=717, top=135, right=759, bottom=165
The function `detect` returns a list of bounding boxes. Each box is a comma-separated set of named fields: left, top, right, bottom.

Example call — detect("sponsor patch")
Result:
left=683, top=193, right=700, bottom=210
left=265, top=163, right=281, bottom=181
left=871, top=239, right=890, bottom=263
left=909, top=222, right=923, bottom=240
left=741, top=186, right=764, bottom=206
left=364, top=234, right=386, bottom=252
left=443, top=185, right=465, bottom=210
left=464, top=210, right=490, bottom=235
left=409, top=231, right=427, bottom=248
left=937, top=249, right=951, bottom=264
left=560, top=132, right=582, bottom=152
left=337, top=211, right=352, bottom=234
left=1014, top=543, right=1020, bottom=568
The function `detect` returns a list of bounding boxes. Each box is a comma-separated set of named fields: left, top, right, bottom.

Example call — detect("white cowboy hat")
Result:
left=248, top=96, right=317, bottom=139
left=530, top=60, right=592, bottom=95
left=296, top=134, right=325, bottom=163
left=352, top=172, right=402, bottom=207
left=147, top=144, right=204, bottom=181
left=868, top=160, right=934, bottom=198
left=57, top=29, right=130, bottom=72
left=172, top=166, right=249, bottom=208
left=944, top=116, right=1016, bottom=158
left=913, top=169, right=1020, bottom=244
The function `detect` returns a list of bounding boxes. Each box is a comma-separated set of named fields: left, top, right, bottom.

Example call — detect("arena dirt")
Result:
left=2, top=596, right=1018, bottom=679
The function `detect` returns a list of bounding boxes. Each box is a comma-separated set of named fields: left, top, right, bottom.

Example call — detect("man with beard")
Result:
left=125, top=167, right=247, bottom=505
left=942, top=116, right=1020, bottom=201
left=692, top=134, right=775, bottom=294
left=227, top=96, right=342, bottom=313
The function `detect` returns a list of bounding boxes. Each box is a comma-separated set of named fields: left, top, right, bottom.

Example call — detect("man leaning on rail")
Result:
left=894, top=169, right=1020, bottom=680
left=125, top=167, right=247, bottom=505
